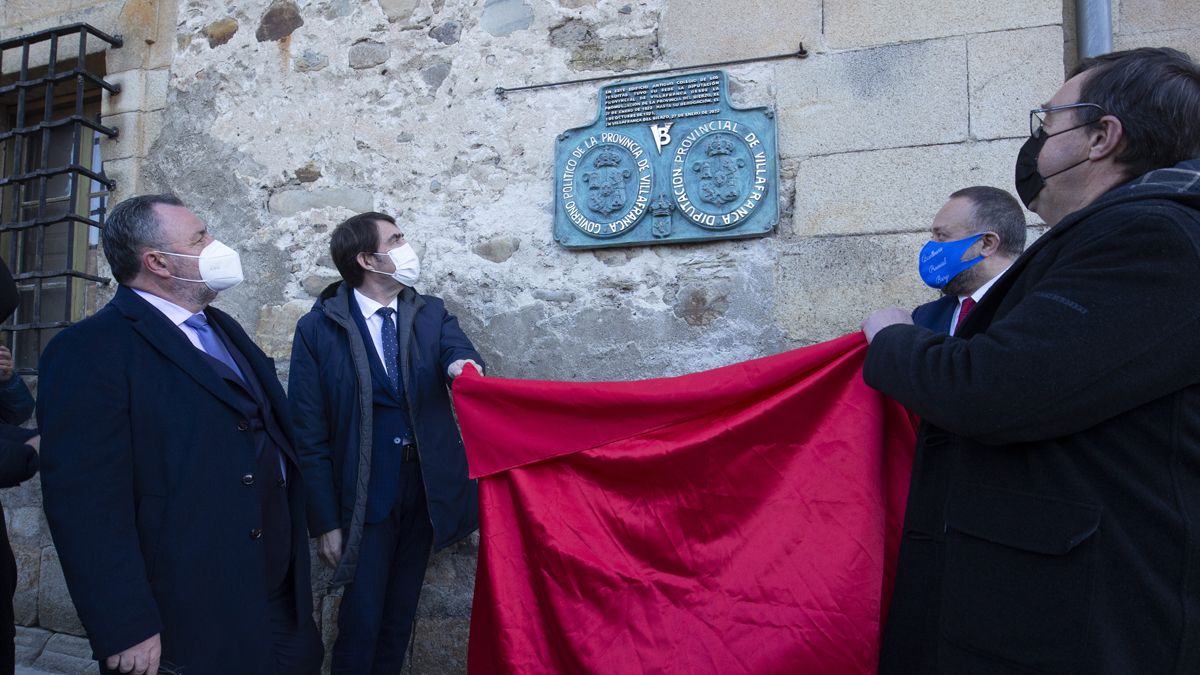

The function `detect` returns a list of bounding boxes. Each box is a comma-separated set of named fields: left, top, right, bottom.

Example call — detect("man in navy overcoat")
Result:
left=37, top=194, right=322, bottom=675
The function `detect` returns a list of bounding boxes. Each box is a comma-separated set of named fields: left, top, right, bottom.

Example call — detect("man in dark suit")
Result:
left=861, top=48, right=1200, bottom=674
left=911, top=186, right=1026, bottom=334
left=37, top=195, right=322, bottom=675
left=289, top=212, right=483, bottom=673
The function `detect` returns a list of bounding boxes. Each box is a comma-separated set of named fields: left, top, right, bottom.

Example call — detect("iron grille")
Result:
left=0, top=23, right=122, bottom=373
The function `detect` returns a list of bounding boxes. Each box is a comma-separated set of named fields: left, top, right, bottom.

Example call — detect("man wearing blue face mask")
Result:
left=912, top=186, right=1026, bottom=335
left=289, top=212, right=483, bottom=673
left=861, top=47, right=1200, bottom=675
left=37, top=194, right=323, bottom=675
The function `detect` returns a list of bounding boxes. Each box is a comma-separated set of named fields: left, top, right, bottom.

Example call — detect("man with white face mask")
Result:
left=37, top=194, right=322, bottom=675
left=289, top=212, right=483, bottom=673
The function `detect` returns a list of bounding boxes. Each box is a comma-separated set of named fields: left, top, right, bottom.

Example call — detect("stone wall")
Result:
left=1, top=0, right=1190, bottom=672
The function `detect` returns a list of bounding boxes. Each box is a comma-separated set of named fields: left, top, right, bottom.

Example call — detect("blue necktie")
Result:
left=376, top=307, right=400, bottom=392
left=184, top=313, right=245, bottom=383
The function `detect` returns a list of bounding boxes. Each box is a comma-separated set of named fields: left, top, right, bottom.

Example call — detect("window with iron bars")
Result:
left=0, top=23, right=122, bottom=374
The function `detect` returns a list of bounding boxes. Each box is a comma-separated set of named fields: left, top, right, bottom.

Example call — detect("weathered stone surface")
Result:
left=1118, top=0, right=1199, bottom=34
left=532, top=289, right=577, bottom=303
left=1114, top=25, right=1200, bottom=55
left=255, top=300, right=311, bottom=360
left=11, top=544, right=39, bottom=625
left=302, top=273, right=340, bottom=298
left=481, top=0, right=534, bottom=37
left=349, top=40, right=391, bottom=69
left=409, top=617, right=470, bottom=673
left=103, top=68, right=170, bottom=117
left=378, top=0, right=420, bottom=23
left=660, top=0, right=818, bottom=64
left=37, top=547, right=84, bottom=636
left=296, top=165, right=322, bottom=184
left=421, top=61, right=453, bottom=91
left=775, top=233, right=936, bottom=343
left=825, top=0, right=1062, bottom=48
left=268, top=188, right=374, bottom=216
left=325, top=0, right=356, bottom=20
left=472, top=236, right=520, bottom=262
left=6, top=506, right=44, bottom=540
left=295, top=49, right=330, bottom=72
left=317, top=592, right=341, bottom=674
left=776, top=38, right=968, bottom=158
left=791, top=139, right=1032, bottom=237
left=429, top=21, right=462, bottom=45
left=15, top=625, right=51, bottom=665
left=549, top=18, right=658, bottom=71
left=968, top=26, right=1065, bottom=140
left=256, top=0, right=304, bottom=43
left=673, top=282, right=732, bottom=326
left=202, top=17, right=239, bottom=48
left=31, top=632, right=96, bottom=675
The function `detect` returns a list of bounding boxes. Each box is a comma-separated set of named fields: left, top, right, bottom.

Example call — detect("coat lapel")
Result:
left=113, top=286, right=246, bottom=414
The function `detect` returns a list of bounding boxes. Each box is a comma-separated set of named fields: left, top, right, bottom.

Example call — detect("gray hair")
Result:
left=101, top=194, right=182, bottom=284
left=949, top=186, right=1027, bottom=257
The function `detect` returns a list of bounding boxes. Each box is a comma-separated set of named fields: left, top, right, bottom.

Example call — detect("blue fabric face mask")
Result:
left=919, top=233, right=985, bottom=289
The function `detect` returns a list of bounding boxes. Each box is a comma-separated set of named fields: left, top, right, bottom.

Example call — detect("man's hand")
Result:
left=105, top=634, right=161, bottom=675
left=862, top=308, right=914, bottom=343
left=447, top=359, right=482, bottom=379
left=318, top=529, right=343, bottom=569
left=0, top=346, right=14, bottom=381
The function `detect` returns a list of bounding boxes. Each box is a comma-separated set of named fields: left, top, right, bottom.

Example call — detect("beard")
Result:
left=164, top=258, right=219, bottom=308
left=941, top=263, right=984, bottom=297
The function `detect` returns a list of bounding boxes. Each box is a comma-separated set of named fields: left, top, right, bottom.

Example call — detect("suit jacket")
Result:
left=911, top=295, right=957, bottom=333
left=290, top=281, right=482, bottom=585
left=865, top=159, right=1200, bottom=674
left=37, top=286, right=314, bottom=671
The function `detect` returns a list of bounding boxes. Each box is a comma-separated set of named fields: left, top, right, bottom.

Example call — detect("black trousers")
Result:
left=0, top=512, right=16, bottom=675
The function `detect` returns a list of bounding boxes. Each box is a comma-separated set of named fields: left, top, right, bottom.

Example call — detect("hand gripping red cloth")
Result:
left=452, top=333, right=917, bottom=674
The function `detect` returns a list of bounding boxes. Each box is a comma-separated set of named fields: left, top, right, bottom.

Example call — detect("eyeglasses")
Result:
left=1029, top=102, right=1106, bottom=138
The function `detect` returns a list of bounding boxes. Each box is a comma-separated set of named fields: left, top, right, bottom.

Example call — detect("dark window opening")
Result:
left=0, top=24, right=122, bottom=373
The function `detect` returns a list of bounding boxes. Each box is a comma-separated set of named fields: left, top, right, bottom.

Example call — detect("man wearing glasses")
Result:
left=862, top=47, right=1200, bottom=674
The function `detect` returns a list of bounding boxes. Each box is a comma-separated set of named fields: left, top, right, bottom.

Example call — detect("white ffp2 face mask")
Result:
left=371, top=243, right=420, bottom=287
left=157, top=240, right=245, bottom=291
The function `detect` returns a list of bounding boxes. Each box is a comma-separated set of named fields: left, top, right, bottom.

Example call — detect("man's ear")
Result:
left=356, top=251, right=376, bottom=274
left=1087, top=115, right=1125, bottom=162
left=978, top=231, right=1002, bottom=256
left=142, top=249, right=171, bottom=279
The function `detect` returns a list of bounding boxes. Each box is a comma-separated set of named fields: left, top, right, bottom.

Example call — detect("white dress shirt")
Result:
left=948, top=264, right=1012, bottom=336
left=132, top=288, right=204, bottom=349
left=353, top=288, right=399, bottom=377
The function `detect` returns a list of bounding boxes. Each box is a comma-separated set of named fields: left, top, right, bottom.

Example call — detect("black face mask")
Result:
left=1014, top=120, right=1096, bottom=208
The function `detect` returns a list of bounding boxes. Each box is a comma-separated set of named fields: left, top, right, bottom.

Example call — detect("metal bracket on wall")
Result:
left=495, top=43, right=809, bottom=98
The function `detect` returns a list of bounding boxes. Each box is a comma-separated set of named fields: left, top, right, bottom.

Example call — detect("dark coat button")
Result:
left=276, top=478, right=286, bottom=488
left=242, top=474, right=255, bottom=486
left=237, top=420, right=249, bottom=431
left=249, top=528, right=263, bottom=540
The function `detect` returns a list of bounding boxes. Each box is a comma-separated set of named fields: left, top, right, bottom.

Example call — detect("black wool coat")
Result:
left=865, top=159, right=1200, bottom=675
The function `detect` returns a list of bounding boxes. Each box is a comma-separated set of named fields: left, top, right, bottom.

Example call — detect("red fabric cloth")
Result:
left=453, top=333, right=917, bottom=674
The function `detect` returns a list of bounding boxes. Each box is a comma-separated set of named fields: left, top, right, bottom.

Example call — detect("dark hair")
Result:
left=102, top=194, right=183, bottom=284
left=330, top=212, right=396, bottom=288
left=950, top=186, right=1027, bottom=257
left=1073, top=47, right=1200, bottom=179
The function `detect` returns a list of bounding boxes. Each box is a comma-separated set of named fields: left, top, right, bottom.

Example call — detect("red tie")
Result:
left=955, top=297, right=976, bottom=334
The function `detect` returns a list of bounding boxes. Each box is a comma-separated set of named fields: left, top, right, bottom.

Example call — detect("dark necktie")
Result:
left=954, top=297, right=976, bottom=334
left=376, top=307, right=400, bottom=391
left=184, top=313, right=245, bottom=382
